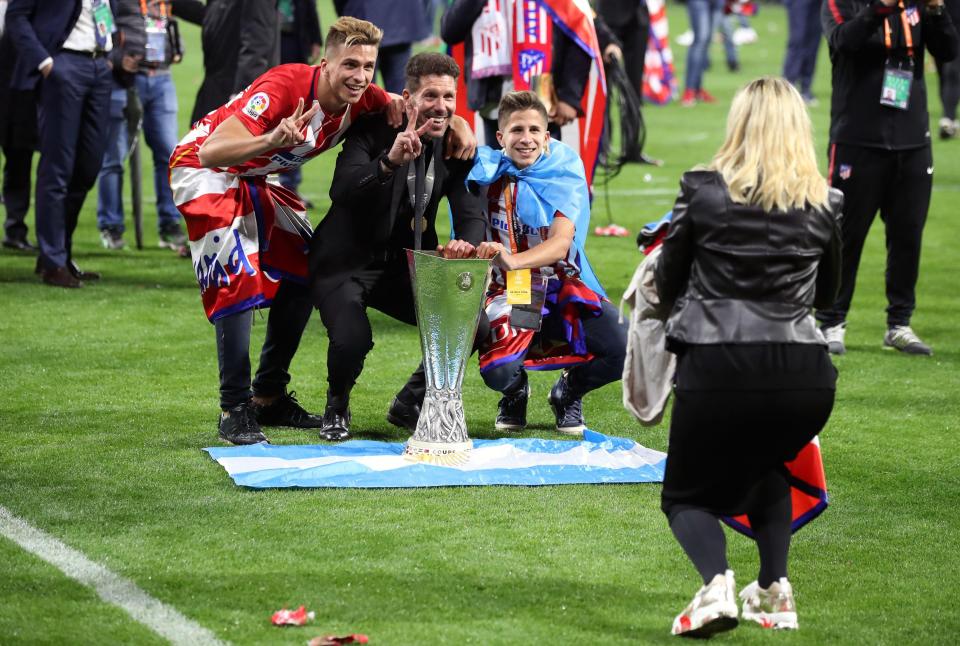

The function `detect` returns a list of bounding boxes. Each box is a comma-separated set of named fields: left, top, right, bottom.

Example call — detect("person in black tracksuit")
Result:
left=817, top=0, right=957, bottom=355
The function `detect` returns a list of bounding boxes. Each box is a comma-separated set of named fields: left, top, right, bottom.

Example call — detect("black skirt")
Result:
left=660, top=343, right=836, bottom=518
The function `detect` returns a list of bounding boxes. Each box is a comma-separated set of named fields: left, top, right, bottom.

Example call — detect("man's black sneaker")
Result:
left=548, top=373, right=586, bottom=436
left=252, top=391, right=323, bottom=428
left=386, top=396, right=420, bottom=431
left=218, top=402, right=268, bottom=445
left=495, top=381, right=529, bottom=431
left=319, top=406, right=351, bottom=441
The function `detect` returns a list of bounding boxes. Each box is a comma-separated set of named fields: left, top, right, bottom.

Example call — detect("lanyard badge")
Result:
left=92, top=0, right=115, bottom=50
left=141, top=1, right=169, bottom=63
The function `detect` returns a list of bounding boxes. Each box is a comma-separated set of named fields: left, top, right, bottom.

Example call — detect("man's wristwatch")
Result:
left=381, top=154, right=400, bottom=172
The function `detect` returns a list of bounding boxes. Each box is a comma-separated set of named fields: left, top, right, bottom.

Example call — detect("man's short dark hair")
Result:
left=497, top=91, right=549, bottom=129
left=404, top=53, right=460, bottom=93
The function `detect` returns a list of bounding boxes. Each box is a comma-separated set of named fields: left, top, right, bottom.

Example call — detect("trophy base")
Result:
left=403, top=439, right=473, bottom=466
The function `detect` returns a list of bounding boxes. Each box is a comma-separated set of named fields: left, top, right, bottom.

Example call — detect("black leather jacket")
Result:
left=655, top=170, right=843, bottom=349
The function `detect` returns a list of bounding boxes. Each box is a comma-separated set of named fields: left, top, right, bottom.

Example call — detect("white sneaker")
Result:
left=733, top=27, right=759, bottom=45
left=671, top=570, right=739, bottom=637
left=821, top=323, right=846, bottom=355
left=740, top=578, right=799, bottom=630
left=939, top=117, right=958, bottom=140
left=883, top=325, right=933, bottom=355
left=676, top=29, right=694, bottom=47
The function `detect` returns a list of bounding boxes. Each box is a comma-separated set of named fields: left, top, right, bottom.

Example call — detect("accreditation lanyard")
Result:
left=880, top=1, right=915, bottom=109
left=501, top=179, right=546, bottom=319
left=502, top=179, right=523, bottom=255
left=883, top=1, right=915, bottom=57
left=140, top=0, right=169, bottom=63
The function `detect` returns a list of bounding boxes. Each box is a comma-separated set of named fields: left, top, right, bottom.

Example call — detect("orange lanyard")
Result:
left=139, top=0, right=168, bottom=18
left=501, top=180, right=521, bottom=255
left=883, top=0, right=914, bottom=58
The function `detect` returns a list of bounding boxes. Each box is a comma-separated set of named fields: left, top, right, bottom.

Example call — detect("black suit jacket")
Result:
left=308, top=114, right=486, bottom=305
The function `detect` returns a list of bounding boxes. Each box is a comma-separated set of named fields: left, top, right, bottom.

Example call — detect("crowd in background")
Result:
left=1, top=0, right=957, bottom=266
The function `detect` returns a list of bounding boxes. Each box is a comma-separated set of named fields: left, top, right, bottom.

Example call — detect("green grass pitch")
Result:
left=1, top=2, right=958, bottom=643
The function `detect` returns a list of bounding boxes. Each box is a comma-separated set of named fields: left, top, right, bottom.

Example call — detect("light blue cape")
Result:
left=466, top=139, right=605, bottom=297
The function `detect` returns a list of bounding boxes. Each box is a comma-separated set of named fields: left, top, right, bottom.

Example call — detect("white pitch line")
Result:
left=0, top=505, right=226, bottom=646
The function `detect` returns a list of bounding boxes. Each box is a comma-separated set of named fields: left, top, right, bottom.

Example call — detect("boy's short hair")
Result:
left=404, top=52, right=461, bottom=92
left=497, top=91, right=549, bottom=129
left=324, top=16, right=383, bottom=54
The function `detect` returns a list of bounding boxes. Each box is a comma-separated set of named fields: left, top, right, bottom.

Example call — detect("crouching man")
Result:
left=468, top=91, right=627, bottom=436
left=308, top=52, right=485, bottom=441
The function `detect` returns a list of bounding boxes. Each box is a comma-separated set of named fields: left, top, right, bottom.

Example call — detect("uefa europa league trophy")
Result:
left=404, top=250, right=492, bottom=465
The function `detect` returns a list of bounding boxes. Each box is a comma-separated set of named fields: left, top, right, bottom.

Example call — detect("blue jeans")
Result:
left=96, top=72, right=180, bottom=234
left=685, top=0, right=723, bottom=91
left=717, top=13, right=739, bottom=68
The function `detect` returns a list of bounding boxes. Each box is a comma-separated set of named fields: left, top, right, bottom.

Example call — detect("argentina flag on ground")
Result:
left=205, top=431, right=666, bottom=489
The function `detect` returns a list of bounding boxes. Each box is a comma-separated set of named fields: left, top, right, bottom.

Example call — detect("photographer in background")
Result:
left=95, top=0, right=203, bottom=253
left=818, top=0, right=958, bottom=355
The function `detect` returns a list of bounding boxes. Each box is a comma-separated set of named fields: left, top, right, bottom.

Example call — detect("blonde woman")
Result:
left=655, top=77, right=842, bottom=637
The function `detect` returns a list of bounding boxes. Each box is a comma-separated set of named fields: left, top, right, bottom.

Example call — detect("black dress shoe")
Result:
left=319, top=406, right=351, bottom=441
left=252, top=391, right=323, bottom=428
left=386, top=396, right=421, bottom=431
left=2, top=237, right=37, bottom=252
left=68, top=259, right=101, bottom=281
left=42, top=266, right=82, bottom=288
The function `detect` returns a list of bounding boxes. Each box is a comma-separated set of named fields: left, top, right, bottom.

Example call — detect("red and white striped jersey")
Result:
left=170, top=63, right=390, bottom=178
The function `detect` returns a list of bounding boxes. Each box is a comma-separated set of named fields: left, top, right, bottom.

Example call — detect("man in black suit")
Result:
left=6, top=0, right=118, bottom=287
left=308, top=52, right=486, bottom=441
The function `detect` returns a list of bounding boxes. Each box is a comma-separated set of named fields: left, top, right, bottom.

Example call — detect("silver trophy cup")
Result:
left=404, top=250, right=492, bottom=464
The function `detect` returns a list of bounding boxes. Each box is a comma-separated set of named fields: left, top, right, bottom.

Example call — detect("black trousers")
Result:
left=608, top=15, right=650, bottom=104
left=2, top=87, right=38, bottom=243
left=816, top=143, right=932, bottom=329
left=936, top=56, right=960, bottom=121
left=316, top=259, right=490, bottom=410
left=35, top=52, right=111, bottom=270
left=2, top=145, right=34, bottom=242
left=214, top=279, right=313, bottom=409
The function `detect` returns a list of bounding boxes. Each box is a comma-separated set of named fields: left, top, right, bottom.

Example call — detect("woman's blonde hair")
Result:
left=709, top=77, right=828, bottom=212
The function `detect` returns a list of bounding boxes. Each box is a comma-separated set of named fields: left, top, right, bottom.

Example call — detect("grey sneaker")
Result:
left=159, top=226, right=187, bottom=250
left=740, top=578, right=799, bottom=630
left=939, top=117, right=958, bottom=140
left=100, top=229, right=126, bottom=250
left=821, top=323, right=846, bottom=355
left=883, top=325, right=932, bottom=355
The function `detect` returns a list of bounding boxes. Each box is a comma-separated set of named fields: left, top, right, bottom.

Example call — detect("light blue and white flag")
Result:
left=204, top=431, right=666, bottom=489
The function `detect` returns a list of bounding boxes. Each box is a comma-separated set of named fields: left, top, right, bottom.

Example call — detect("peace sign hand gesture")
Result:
left=265, top=97, right=320, bottom=148
left=385, top=103, right=432, bottom=168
